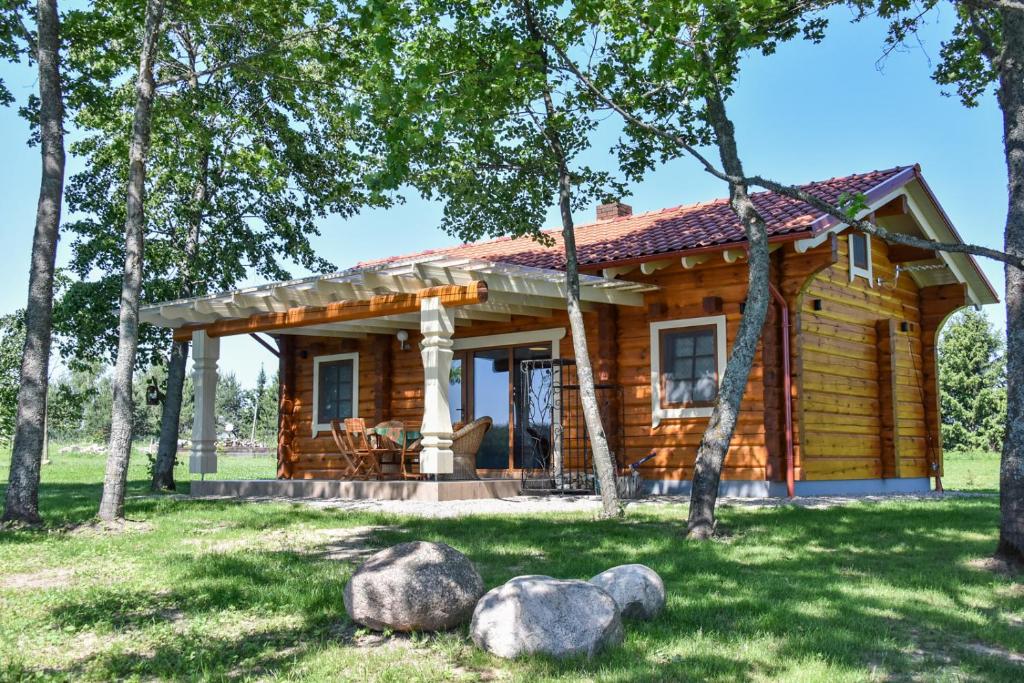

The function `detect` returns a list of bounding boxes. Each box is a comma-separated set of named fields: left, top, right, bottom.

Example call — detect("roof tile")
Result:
left=359, top=166, right=914, bottom=271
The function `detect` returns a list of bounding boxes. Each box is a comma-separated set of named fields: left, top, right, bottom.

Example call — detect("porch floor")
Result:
left=190, top=478, right=523, bottom=502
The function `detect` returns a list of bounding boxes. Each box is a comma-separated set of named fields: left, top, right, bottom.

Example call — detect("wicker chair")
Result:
left=447, top=416, right=492, bottom=480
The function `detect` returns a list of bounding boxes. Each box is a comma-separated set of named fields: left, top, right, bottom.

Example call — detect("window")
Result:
left=650, top=316, right=727, bottom=426
left=312, top=352, right=359, bottom=434
left=660, top=326, right=718, bottom=408
left=849, top=232, right=873, bottom=285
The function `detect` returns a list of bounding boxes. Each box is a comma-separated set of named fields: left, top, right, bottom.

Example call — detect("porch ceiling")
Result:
left=140, top=256, right=659, bottom=338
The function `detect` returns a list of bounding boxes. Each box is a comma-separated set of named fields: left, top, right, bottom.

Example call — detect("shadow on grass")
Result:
left=31, top=495, right=1024, bottom=680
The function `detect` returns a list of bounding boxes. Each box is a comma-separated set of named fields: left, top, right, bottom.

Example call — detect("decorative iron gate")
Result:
left=517, top=358, right=625, bottom=494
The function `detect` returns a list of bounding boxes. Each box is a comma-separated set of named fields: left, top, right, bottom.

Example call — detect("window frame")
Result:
left=650, top=315, right=727, bottom=427
left=311, top=352, right=359, bottom=435
left=848, top=232, right=873, bottom=286
left=658, top=324, right=720, bottom=410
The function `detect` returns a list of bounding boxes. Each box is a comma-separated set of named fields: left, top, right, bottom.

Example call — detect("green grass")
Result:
left=944, top=450, right=1001, bottom=492
left=0, top=450, right=1020, bottom=681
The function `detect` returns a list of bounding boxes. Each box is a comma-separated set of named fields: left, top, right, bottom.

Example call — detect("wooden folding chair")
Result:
left=330, top=419, right=373, bottom=480
left=344, top=418, right=384, bottom=479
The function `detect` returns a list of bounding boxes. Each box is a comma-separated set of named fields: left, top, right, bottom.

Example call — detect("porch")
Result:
left=140, top=256, right=656, bottom=498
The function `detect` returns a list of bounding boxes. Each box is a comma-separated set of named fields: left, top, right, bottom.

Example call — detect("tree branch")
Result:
left=155, top=25, right=332, bottom=87
left=743, top=172, right=1023, bottom=268
left=546, top=31, right=1022, bottom=270
left=964, top=5, right=1003, bottom=66
left=960, top=0, right=1024, bottom=14
left=546, top=39, right=728, bottom=183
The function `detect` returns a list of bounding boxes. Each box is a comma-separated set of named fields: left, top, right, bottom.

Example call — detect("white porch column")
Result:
left=419, top=296, right=455, bottom=475
left=190, top=330, right=220, bottom=474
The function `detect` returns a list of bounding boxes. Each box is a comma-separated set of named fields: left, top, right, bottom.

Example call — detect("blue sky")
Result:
left=0, top=5, right=1006, bottom=388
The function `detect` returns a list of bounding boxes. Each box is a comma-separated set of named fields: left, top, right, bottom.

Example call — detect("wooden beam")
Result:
left=173, top=281, right=488, bottom=341
left=249, top=333, right=280, bottom=357
left=887, top=243, right=937, bottom=263
left=875, top=195, right=908, bottom=217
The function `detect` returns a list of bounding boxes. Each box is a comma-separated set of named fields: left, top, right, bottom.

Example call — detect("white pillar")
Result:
left=419, top=296, right=455, bottom=475
left=191, top=330, right=220, bottom=474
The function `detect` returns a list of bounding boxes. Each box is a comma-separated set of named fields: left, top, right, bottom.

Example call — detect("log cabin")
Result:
left=141, top=164, right=998, bottom=499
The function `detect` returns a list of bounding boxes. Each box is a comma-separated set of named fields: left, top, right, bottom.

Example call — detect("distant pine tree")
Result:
left=938, top=309, right=1007, bottom=452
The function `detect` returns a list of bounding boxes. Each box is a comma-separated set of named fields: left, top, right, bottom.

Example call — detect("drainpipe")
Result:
left=768, top=282, right=795, bottom=498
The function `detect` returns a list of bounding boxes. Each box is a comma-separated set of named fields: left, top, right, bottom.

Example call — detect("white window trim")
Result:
left=451, top=327, right=564, bottom=356
left=848, top=232, right=873, bottom=286
left=650, top=315, right=728, bottom=427
left=311, top=352, right=359, bottom=435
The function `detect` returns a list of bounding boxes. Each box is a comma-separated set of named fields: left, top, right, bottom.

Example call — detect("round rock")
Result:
left=471, top=575, right=624, bottom=659
left=589, top=564, right=665, bottom=620
left=343, top=541, right=484, bottom=632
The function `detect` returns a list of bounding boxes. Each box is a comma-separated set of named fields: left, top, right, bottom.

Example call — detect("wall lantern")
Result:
left=396, top=329, right=410, bottom=351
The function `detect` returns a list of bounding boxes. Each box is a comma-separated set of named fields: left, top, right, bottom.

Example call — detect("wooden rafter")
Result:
left=173, top=281, right=488, bottom=341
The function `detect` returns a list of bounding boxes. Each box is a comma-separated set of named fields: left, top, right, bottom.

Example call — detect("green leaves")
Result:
left=837, top=191, right=870, bottom=220
left=358, top=0, right=627, bottom=246
left=855, top=0, right=1000, bottom=109
left=56, top=0, right=393, bottom=366
left=0, top=310, right=26, bottom=445
left=573, top=0, right=832, bottom=180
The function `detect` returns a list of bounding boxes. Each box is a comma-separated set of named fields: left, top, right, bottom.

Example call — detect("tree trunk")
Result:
left=150, top=340, right=187, bottom=490
left=150, top=144, right=209, bottom=492
left=98, top=0, right=166, bottom=522
left=2, top=0, right=65, bottom=525
left=996, top=7, right=1024, bottom=565
left=686, top=84, right=772, bottom=539
left=525, top=21, right=620, bottom=516
left=559, top=184, right=622, bottom=517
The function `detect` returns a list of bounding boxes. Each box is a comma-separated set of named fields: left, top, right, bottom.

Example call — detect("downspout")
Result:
left=768, top=282, right=795, bottom=498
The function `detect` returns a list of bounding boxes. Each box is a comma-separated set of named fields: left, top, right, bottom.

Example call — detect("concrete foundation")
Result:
left=643, top=477, right=934, bottom=498
left=190, top=478, right=523, bottom=502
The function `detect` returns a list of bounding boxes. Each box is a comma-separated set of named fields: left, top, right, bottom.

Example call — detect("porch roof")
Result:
left=140, top=255, right=659, bottom=339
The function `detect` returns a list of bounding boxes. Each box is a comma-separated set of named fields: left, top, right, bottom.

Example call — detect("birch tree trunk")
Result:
left=2, top=0, right=64, bottom=525
left=529, top=38, right=620, bottom=517
left=98, top=0, right=166, bottom=522
left=557, top=178, right=622, bottom=517
left=996, top=7, right=1024, bottom=565
left=686, top=84, right=772, bottom=539
left=151, top=144, right=209, bottom=491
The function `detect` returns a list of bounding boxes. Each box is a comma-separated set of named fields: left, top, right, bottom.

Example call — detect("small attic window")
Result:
left=849, top=233, right=873, bottom=286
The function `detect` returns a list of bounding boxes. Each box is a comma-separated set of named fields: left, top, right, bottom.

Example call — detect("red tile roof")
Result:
left=360, top=166, right=918, bottom=271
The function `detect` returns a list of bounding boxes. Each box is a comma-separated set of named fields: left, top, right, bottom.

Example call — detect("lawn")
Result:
left=0, top=449, right=1020, bottom=681
left=944, top=450, right=1001, bottom=492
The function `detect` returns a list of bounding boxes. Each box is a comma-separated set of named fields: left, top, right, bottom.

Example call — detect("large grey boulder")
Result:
left=589, top=564, right=665, bottom=620
left=471, top=575, right=624, bottom=659
left=343, top=541, right=484, bottom=632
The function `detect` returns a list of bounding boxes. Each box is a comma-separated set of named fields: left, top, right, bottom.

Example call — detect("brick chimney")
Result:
left=596, top=200, right=632, bottom=221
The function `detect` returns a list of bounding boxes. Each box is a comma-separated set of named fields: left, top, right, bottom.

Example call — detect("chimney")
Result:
left=596, top=200, right=632, bottom=221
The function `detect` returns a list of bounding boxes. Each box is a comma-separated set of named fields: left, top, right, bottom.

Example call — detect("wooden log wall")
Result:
left=614, top=258, right=773, bottom=482
left=919, top=283, right=968, bottom=478
left=284, top=335, right=381, bottom=480
left=789, top=233, right=936, bottom=481
left=276, top=231, right=963, bottom=484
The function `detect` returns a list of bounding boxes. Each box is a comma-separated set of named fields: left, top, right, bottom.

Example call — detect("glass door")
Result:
left=512, top=346, right=553, bottom=469
left=471, top=348, right=511, bottom=469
